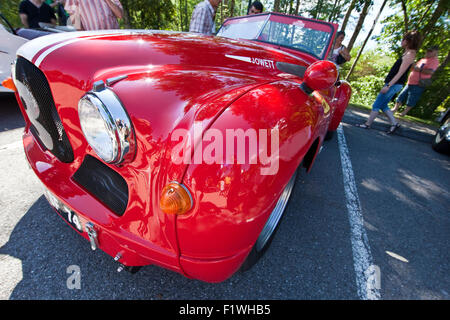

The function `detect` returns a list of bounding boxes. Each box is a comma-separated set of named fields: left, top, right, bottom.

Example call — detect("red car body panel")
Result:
left=12, top=14, right=351, bottom=282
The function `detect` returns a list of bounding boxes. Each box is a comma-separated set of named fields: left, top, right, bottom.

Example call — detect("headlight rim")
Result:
left=78, top=88, right=136, bottom=165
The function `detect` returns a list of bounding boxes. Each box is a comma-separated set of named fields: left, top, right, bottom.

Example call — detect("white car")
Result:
left=0, top=14, right=74, bottom=93
left=0, top=15, right=27, bottom=93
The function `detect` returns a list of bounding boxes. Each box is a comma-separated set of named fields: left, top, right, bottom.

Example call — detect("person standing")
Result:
left=19, top=0, right=57, bottom=28
left=45, top=0, right=68, bottom=26
left=64, top=0, right=123, bottom=31
left=355, top=31, right=421, bottom=134
left=391, top=46, right=440, bottom=117
left=329, top=31, right=351, bottom=69
left=189, top=0, right=222, bottom=35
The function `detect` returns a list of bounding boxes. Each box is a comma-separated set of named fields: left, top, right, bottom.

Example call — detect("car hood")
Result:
left=16, top=31, right=313, bottom=180
left=16, top=29, right=311, bottom=138
left=17, top=29, right=309, bottom=81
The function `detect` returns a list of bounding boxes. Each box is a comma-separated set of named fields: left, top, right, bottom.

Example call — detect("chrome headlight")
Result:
left=78, top=88, right=135, bottom=164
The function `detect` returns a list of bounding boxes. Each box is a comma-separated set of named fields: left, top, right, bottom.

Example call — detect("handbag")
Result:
left=418, top=78, right=432, bottom=88
left=418, top=64, right=433, bottom=88
left=335, top=46, right=348, bottom=65
left=336, top=53, right=347, bottom=65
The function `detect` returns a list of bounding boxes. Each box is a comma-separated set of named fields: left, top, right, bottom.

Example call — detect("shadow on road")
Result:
left=0, top=167, right=360, bottom=299
left=0, top=93, right=24, bottom=132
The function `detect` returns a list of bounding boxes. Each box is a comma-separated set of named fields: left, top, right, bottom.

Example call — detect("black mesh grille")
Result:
left=72, top=155, right=129, bottom=216
left=15, top=57, right=74, bottom=163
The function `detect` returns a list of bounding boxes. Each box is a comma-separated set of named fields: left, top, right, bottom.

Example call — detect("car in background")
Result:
left=1, top=13, right=74, bottom=93
left=432, top=108, right=450, bottom=154
left=9, top=13, right=351, bottom=282
left=1, top=14, right=28, bottom=93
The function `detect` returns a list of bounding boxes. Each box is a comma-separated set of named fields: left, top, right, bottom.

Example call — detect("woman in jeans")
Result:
left=355, top=31, right=421, bottom=134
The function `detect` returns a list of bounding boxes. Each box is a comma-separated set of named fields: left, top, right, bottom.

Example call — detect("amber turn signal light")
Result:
left=160, top=182, right=193, bottom=215
left=2, top=77, right=17, bottom=92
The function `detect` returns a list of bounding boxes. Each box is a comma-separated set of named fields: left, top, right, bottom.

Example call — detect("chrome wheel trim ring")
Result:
left=255, top=170, right=297, bottom=252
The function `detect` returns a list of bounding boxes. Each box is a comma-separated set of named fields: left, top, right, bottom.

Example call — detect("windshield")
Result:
left=217, top=14, right=335, bottom=60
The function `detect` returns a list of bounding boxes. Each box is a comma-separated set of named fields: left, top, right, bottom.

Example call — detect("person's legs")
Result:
left=400, top=106, right=413, bottom=117
left=365, top=111, right=379, bottom=126
left=392, top=85, right=409, bottom=113
left=392, top=101, right=402, bottom=113
left=384, top=109, right=397, bottom=125
left=378, top=84, right=403, bottom=133
left=399, top=85, right=424, bottom=117
left=356, top=84, right=403, bottom=129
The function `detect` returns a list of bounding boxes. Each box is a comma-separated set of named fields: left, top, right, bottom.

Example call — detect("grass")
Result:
left=349, top=103, right=440, bottom=128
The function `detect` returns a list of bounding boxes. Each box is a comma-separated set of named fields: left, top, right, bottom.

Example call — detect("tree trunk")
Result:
left=289, top=0, right=294, bottom=14
left=421, top=0, right=448, bottom=40
left=314, top=0, right=324, bottom=20
left=346, top=0, right=371, bottom=52
left=229, top=0, right=235, bottom=17
left=295, top=0, right=301, bottom=15
left=400, top=0, right=409, bottom=32
left=273, top=0, right=281, bottom=12
left=340, top=0, right=357, bottom=33
left=184, top=0, right=188, bottom=31
left=328, top=0, right=340, bottom=22
left=346, top=0, right=388, bottom=80
left=415, top=1, right=434, bottom=27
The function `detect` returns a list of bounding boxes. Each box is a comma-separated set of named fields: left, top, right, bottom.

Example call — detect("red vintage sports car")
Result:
left=6, top=12, right=351, bottom=282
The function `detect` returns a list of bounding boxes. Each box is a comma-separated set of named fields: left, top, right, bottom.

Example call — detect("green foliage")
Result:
left=0, top=0, right=22, bottom=28
left=120, top=0, right=176, bottom=30
left=342, top=46, right=393, bottom=107
left=2, top=0, right=447, bottom=121
left=377, top=0, right=449, bottom=119
left=349, top=75, right=385, bottom=106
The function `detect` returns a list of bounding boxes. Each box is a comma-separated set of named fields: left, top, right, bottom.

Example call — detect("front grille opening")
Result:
left=72, top=155, right=129, bottom=216
left=15, top=56, right=74, bottom=163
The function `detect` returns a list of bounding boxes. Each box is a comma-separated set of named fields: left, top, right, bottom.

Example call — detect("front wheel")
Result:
left=240, top=169, right=298, bottom=271
left=324, top=130, right=335, bottom=141
left=432, top=118, right=450, bottom=154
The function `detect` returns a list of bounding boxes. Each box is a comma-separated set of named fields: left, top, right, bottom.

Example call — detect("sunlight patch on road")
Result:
left=386, top=251, right=409, bottom=263
left=0, top=254, right=23, bottom=299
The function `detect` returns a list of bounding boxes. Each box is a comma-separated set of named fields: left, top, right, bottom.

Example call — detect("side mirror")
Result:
left=301, top=60, right=338, bottom=94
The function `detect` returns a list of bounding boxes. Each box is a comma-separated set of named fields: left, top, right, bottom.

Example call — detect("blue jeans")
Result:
left=396, top=84, right=424, bottom=107
left=372, top=84, right=403, bottom=112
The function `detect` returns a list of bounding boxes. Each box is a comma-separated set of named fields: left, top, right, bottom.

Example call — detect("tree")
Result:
left=346, top=0, right=388, bottom=80
left=340, top=0, right=357, bottom=33
left=379, top=0, right=449, bottom=118
left=0, top=0, right=22, bottom=28
left=346, top=0, right=372, bottom=52
left=273, top=0, right=281, bottom=12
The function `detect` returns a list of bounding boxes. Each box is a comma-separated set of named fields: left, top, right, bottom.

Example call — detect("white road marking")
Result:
left=337, top=124, right=381, bottom=300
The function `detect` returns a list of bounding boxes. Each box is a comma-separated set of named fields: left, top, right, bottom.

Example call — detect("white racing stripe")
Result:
left=17, top=30, right=131, bottom=66
left=337, top=124, right=381, bottom=300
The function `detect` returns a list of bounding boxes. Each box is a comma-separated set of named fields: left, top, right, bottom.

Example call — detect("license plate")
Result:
left=44, top=189, right=84, bottom=233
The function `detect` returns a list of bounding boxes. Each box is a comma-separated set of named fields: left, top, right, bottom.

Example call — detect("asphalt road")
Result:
left=0, top=94, right=449, bottom=300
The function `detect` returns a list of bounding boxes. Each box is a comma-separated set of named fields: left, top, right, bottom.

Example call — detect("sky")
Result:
left=355, top=0, right=397, bottom=51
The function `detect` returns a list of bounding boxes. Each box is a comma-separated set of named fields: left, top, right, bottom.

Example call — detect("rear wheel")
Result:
left=432, top=118, right=450, bottom=154
left=240, top=169, right=298, bottom=271
left=324, top=130, right=335, bottom=141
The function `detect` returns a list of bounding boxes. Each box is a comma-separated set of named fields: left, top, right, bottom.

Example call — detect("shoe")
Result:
left=387, top=123, right=400, bottom=134
left=355, top=123, right=371, bottom=129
